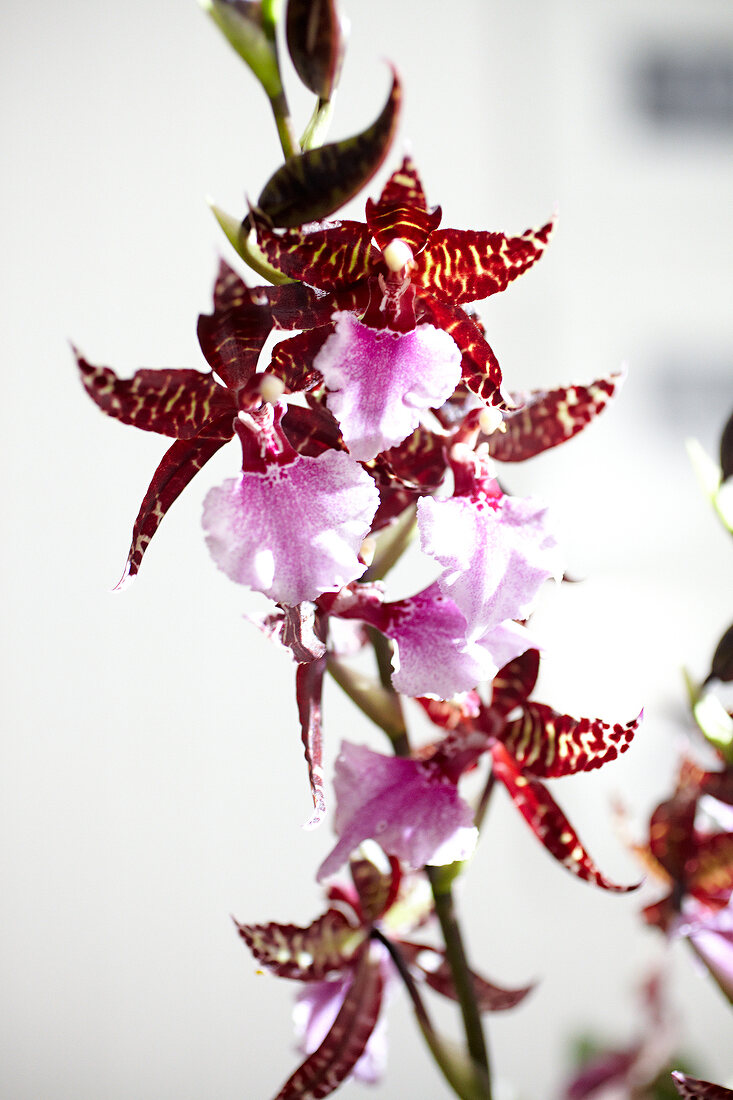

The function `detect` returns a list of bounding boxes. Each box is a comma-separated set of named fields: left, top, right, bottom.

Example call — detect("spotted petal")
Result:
left=365, top=156, right=442, bottom=255
left=275, top=946, right=384, bottom=1100
left=417, top=296, right=504, bottom=406
left=235, top=909, right=364, bottom=981
left=413, top=219, right=554, bottom=305
left=120, top=414, right=234, bottom=584
left=487, top=373, right=624, bottom=463
left=490, top=742, right=639, bottom=891
left=76, top=351, right=230, bottom=439
left=254, top=219, right=377, bottom=292
left=313, top=312, right=461, bottom=461
left=498, top=703, right=641, bottom=778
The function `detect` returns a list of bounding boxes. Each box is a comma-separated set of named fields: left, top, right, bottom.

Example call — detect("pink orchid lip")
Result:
left=313, top=311, right=462, bottom=462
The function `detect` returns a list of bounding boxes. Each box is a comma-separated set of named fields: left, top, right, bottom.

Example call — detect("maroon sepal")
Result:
left=672, top=1072, right=733, bottom=1099
left=286, top=0, right=346, bottom=99
left=490, top=649, right=540, bottom=716
left=709, top=623, right=733, bottom=685
left=268, top=328, right=331, bottom=393
left=688, top=832, right=733, bottom=907
left=398, top=942, right=533, bottom=1012
left=720, top=408, right=733, bottom=482
left=235, top=908, right=364, bottom=982
left=648, top=790, right=699, bottom=883
left=498, top=703, right=641, bottom=779
left=281, top=402, right=344, bottom=457
left=490, top=742, right=640, bottom=892
left=415, top=693, right=482, bottom=732
left=274, top=946, right=383, bottom=1100
left=196, top=302, right=273, bottom=395
left=418, top=295, right=505, bottom=407
left=253, top=218, right=377, bottom=292
left=365, top=156, right=442, bottom=255
left=350, top=855, right=401, bottom=923
left=212, top=258, right=250, bottom=310
left=486, top=374, right=623, bottom=463
left=254, top=73, right=401, bottom=228
left=701, top=770, right=733, bottom=805
left=297, top=656, right=328, bottom=828
left=413, top=219, right=554, bottom=305
left=75, top=350, right=230, bottom=439
left=118, top=414, right=234, bottom=585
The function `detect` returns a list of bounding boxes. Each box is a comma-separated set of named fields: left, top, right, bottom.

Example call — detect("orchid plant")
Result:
left=73, top=1, right=729, bottom=1096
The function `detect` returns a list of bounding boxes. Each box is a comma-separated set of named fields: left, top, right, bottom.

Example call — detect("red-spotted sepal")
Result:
left=274, top=945, right=384, bottom=1100
left=365, top=157, right=442, bottom=255
left=235, top=909, right=365, bottom=982
left=490, top=742, right=639, bottom=892
left=75, top=351, right=231, bottom=439
left=490, top=649, right=540, bottom=716
left=254, top=217, right=377, bottom=292
left=487, top=373, right=624, bottom=463
left=672, top=1073, right=733, bottom=1099
left=418, top=296, right=505, bottom=406
left=412, top=218, right=554, bottom=305
left=120, top=414, right=235, bottom=585
left=497, top=703, right=641, bottom=779
left=398, top=941, right=533, bottom=1012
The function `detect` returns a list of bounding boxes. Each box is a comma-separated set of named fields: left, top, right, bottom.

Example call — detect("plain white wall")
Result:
left=2, top=1, right=733, bottom=1097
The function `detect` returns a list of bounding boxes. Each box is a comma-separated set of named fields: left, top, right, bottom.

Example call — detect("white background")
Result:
left=2, top=1, right=733, bottom=1097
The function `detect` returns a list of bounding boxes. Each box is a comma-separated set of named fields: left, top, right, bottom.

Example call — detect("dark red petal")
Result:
left=672, top=1072, right=733, bottom=1098
left=253, top=218, right=377, bottom=291
left=365, top=156, right=442, bottom=255
left=350, top=855, right=401, bottom=923
left=398, top=941, right=533, bottom=1012
left=413, top=219, right=554, bottom=305
left=274, top=946, right=383, bottom=1100
left=490, top=649, right=540, bottom=716
left=415, top=693, right=482, bottom=732
left=417, top=296, right=504, bottom=408
left=491, top=743, right=639, bottom=892
left=281, top=402, right=344, bottom=457
left=212, top=258, right=250, bottom=310
left=286, top=0, right=346, bottom=99
left=701, top=770, right=733, bottom=805
left=119, top=414, right=234, bottom=584
left=256, top=73, right=401, bottom=228
left=648, top=790, right=699, bottom=882
left=235, top=908, right=364, bottom=981
left=499, top=703, right=641, bottom=779
left=297, top=656, right=328, bottom=828
left=75, top=350, right=230, bottom=439
left=197, top=300, right=273, bottom=393
left=487, top=374, right=623, bottom=463
left=268, top=328, right=330, bottom=393
left=688, top=832, right=733, bottom=906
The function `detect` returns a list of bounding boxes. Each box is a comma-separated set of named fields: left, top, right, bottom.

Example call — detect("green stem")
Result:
left=427, top=866, right=492, bottom=1098
left=371, top=930, right=486, bottom=1100
left=268, top=89, right=300, bottom=160
left=474, top=767, right=496, bottom=834
left=326, top=655, right=407, bottom=750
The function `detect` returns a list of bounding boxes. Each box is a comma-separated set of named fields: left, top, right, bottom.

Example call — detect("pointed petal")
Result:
left=398, top=942, right=533, bottom=1011
left=413, top=219, right=554, bottom=305
left=648, top=790, right=699, bottom=882
left=365, top=156, right=442, bottom=254
left=253, top=219, right=377, bottom=291
left=212, top=259, right=250, bottom=310
left=417, top=297, right=504, bottom=406
left=499, top=703, right=641, bottom=778
left=286, top=0, right=346, bottom=99
left=235, top=909, right=365, bottom=981
left=490, top=649, right=540, bottom=716
left=196, top=299, right=273, bottom=393
left=292, top=977, right=389, bottom=1085
left=256, top=73, right=401, bottom=227
left=269, top=328, right=331, bottom=393
left=119, top=414, right=234, bottom=584
left=313, top=313, right=461, bottom=461
left=270, top=603, right=327, bottom=664
left=487, top=373, right=624, bottom=462
left=297, top=656, right=328, bottom=828
left=350, top=856, right=401, bottom=923
left=202, top=448, right=379, bottom=605
left=75, top=351, right=230, bottom=439
left=688, top=832, right=733, bottom=906
left=318, top=742, right=476, bottom=880
left=281, top=402, right=344, bottom=457
left=490, top=743, right=639, bottom=891
left=672, top=1072, right=733, bottom=1098
left=274, top=946, right=384, bottom=1100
